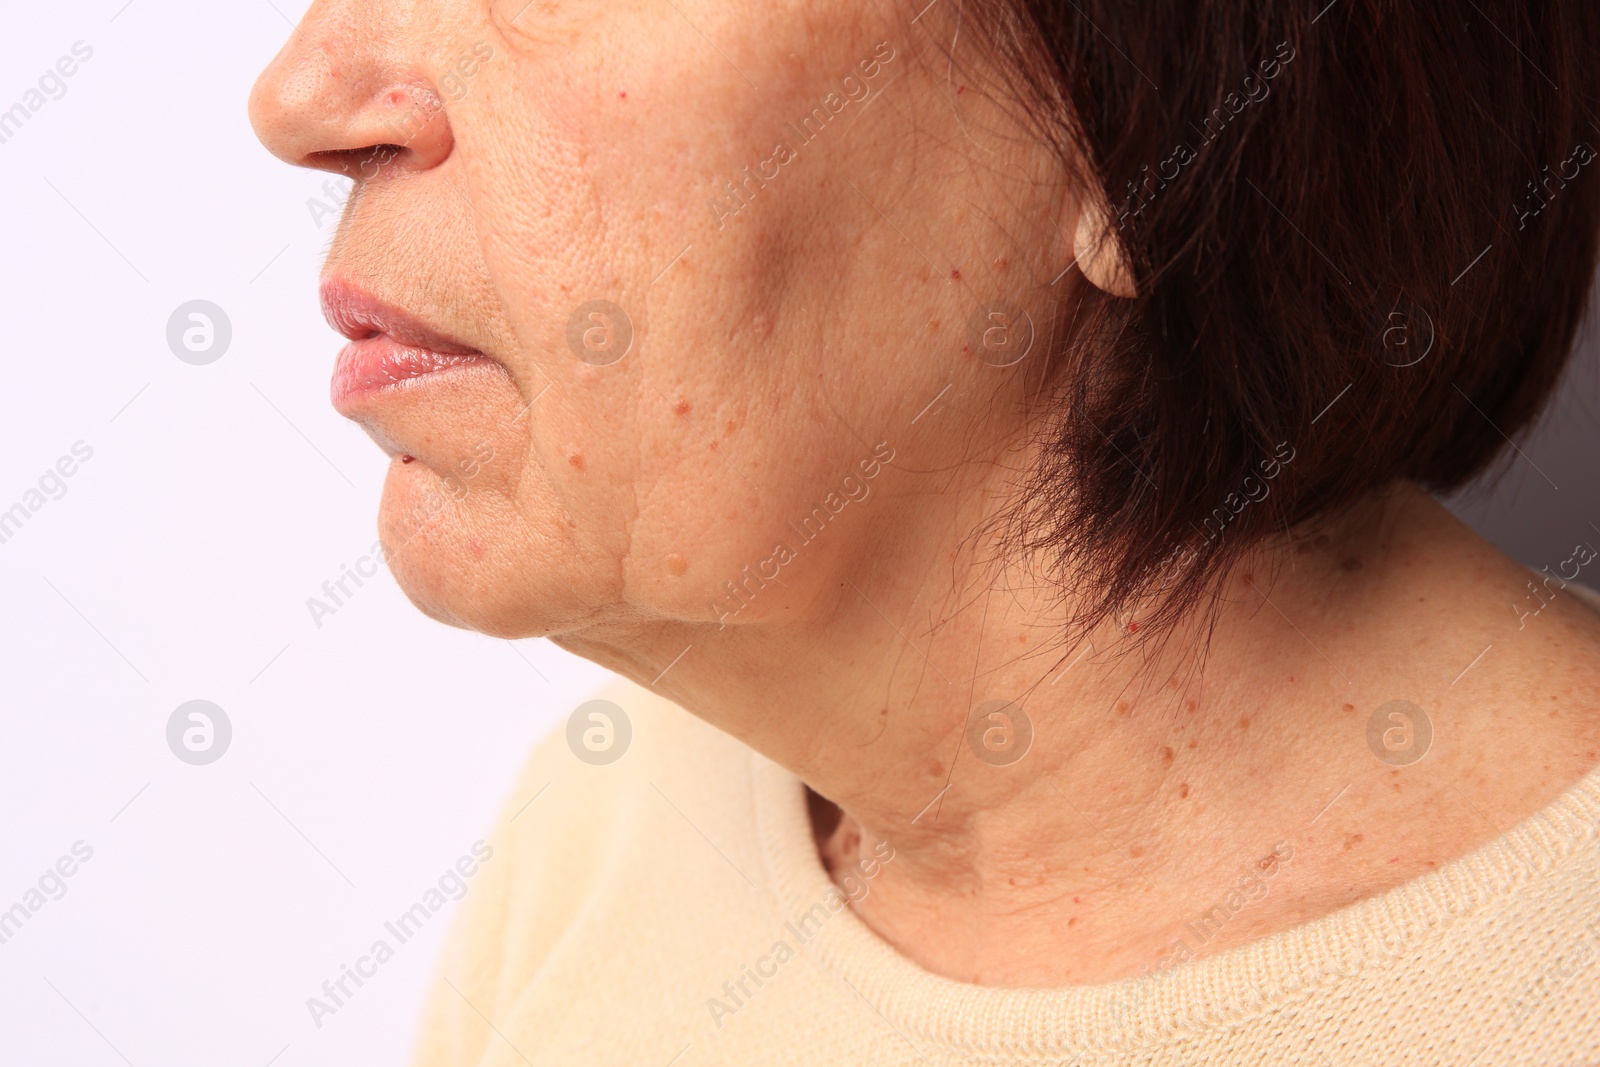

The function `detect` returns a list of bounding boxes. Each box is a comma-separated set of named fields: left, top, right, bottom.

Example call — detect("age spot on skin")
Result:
left=568, top=453, right=585, bottom=471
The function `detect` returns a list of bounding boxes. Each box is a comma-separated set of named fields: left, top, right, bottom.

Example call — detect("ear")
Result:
left=1073, top=196, right=1138, bottom=298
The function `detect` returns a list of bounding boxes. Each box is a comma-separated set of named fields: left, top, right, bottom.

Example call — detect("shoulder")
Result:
left=470, top=676, right=758, bottom=913
left=408, top=678, right=766, bottom=1064
left=1373, top=498, right=1600, bottom=788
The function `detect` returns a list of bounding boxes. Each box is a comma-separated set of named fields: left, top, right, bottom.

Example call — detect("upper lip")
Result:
left=319, top=277, right=483, bottom=355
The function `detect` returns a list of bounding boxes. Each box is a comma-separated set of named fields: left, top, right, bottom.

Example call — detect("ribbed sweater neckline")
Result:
left=751, top=754, right=1600, bottom=1060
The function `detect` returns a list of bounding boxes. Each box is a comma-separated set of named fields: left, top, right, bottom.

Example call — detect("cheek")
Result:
left=615, top=404, right=901, bottom=625
left=442, top=6, right=929, bottom=627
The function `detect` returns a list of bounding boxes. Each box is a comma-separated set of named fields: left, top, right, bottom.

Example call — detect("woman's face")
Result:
left=251, top=0, right=1068, bottom=641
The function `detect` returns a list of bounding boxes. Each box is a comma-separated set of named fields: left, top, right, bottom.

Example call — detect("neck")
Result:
left=559, top=472, right=1585, bottom=984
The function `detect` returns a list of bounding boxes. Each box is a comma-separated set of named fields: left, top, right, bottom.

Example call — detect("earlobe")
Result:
left=1072, top=197, right=1138, bottom=298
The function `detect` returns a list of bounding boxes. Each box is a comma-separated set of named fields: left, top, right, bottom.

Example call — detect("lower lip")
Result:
left=331, top=335, right=494, bottom=411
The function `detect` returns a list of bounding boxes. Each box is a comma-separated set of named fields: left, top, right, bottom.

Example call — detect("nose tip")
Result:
left=249, top=22, right=454, bottom=178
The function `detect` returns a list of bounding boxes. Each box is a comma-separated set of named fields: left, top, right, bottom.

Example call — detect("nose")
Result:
left=249, top=3, right=454, bottom=178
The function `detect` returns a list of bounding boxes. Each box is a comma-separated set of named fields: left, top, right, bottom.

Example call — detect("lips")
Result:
left=321, top=279, right=496, bottom=412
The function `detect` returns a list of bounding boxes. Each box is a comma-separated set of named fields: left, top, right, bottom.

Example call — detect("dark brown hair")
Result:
left=972, top=0, right=1600, bottom=636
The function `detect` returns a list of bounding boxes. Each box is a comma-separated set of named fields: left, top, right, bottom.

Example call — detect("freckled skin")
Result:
left=251, top=0, right=1600, bottom=989
left=252, top=0, right=1043, bottom=638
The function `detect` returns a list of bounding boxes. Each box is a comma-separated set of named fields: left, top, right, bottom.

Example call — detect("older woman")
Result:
left=251, top=0, right=1600, bottom=1063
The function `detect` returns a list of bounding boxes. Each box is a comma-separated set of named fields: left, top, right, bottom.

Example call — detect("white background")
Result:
left=0, top=3, right=1594, bottom=1066
left=0, top=4, right=609, bottom=1066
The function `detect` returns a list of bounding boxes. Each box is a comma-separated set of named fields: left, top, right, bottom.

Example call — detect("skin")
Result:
left=251, top=0, right=1600, bottom=986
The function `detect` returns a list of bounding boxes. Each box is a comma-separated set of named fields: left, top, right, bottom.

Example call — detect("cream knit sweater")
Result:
left=410, top=680, right=1600, bottom=1066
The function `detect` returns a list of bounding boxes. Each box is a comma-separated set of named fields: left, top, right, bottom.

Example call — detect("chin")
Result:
left=374, top=475, right=602, bottom=641
left=381, top=540, right=563, bottom=639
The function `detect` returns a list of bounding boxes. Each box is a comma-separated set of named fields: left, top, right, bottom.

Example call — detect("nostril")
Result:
left=308, top=143, right=409, bottom=179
